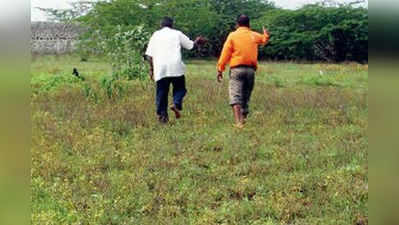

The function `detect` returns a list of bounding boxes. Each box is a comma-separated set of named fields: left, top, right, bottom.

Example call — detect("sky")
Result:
left=31, top=0, right=367, bottom=21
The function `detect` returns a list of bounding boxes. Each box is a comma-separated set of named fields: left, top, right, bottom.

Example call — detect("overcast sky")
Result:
left=31, top=0, right=367, bottom=21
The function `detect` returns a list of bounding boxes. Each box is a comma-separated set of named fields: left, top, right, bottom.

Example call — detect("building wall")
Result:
left=31, top=39, right=79, bottom=54
left=31, top=22, right=82, bottom=55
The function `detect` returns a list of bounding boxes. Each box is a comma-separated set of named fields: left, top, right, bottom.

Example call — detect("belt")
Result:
left=230, top=65, right=256, bottom=70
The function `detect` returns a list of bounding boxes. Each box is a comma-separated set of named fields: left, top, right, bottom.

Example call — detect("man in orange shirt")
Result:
left=217, top=14, right=270, bottom=128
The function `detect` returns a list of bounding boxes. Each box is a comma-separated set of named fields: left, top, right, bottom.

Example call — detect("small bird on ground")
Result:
left=72, top=68, right=85, bottom=81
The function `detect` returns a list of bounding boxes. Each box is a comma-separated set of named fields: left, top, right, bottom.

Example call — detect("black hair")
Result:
left=161, top=17, right=174, bottom=28
left=237, top=14, right=250, bottom=27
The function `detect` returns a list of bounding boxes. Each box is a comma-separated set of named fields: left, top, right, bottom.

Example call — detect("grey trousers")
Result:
left=229, top=67, right=255, bottom=116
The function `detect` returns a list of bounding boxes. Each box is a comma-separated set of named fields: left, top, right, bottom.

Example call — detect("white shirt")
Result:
left=145, top=27, right=195, bottom=82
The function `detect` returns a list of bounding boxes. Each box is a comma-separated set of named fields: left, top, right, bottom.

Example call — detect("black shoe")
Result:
left=158, top=116, right=169, bottom=124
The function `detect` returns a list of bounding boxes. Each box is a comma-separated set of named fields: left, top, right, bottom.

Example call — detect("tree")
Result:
left=37, top=1, right=94, bottom=23
left=253, top=3, right=368, bottom=62
left=76, top=0, right=276, bottom=57
left=38, top=0, right=368, bottom=62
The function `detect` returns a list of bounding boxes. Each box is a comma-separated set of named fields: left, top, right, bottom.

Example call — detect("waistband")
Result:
left=230, top=65, right=256, bottom=70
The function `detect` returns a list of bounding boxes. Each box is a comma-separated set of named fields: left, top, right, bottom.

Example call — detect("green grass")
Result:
left=31, top=55, right=368, bottom=225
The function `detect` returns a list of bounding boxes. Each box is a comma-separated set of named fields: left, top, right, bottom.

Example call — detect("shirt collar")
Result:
left=237, top=26, right=250, bottom=31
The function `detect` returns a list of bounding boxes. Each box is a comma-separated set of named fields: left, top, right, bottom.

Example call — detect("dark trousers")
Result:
left=156, top=75, right=187, bottom=118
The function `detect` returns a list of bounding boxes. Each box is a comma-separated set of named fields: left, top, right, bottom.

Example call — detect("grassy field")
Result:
left=31, top=55, right=368, bottom=225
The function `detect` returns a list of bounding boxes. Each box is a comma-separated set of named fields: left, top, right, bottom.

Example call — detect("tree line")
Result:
left=39, top=0, right=368, bottom=63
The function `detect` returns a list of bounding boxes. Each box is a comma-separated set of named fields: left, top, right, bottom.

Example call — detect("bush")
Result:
left=99, top=25, right=151, bottom=80
left=253, top=4, right=368, bottom=62
left=77, top=0, right=275, bottom=58
left=44, top=0, right=368, bottom=62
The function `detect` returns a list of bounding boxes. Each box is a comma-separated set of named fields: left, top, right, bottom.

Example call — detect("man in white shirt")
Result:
left=145, top=17, right=205, bottom=123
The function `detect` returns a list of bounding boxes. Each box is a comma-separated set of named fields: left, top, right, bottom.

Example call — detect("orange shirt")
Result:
left=217, top=27, right=270, bottom=72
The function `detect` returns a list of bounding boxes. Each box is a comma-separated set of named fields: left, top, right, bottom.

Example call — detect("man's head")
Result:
left=161, top=17, right=174, bottom=28
left=237, top=14, right=250, bottom=28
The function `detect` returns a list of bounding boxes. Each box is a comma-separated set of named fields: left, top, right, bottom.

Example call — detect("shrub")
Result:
left=253, top=4, right=368, bottom=62
left=99, top=25, right=151, bottom=81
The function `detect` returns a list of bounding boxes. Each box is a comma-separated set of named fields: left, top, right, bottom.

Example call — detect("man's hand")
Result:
left=145, top=55, right=154, bottom=81
left=194, top=36, right=207, bottom=46
left=217, top=71, right=223, bottom=83
left=263, top=26, right=270, bottom=36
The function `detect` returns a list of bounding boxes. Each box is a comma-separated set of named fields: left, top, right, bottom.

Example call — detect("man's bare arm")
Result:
left=145, top=55, right=154, bottom=81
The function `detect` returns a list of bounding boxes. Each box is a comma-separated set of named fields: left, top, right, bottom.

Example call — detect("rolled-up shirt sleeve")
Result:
left=179, top=32, right=195, bottom=50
